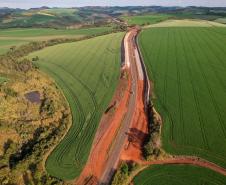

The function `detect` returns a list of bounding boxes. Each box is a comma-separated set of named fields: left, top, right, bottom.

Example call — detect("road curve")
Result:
left=99, top=29, right=140, bottom=185
left=141, top=156, right=226, bottom=176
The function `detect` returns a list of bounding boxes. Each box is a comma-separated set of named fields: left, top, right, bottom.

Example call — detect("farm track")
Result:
left=140, top=156, right=226, bottom=176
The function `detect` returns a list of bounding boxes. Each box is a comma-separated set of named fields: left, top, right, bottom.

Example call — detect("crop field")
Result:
left=122, top=14, right=170, bottom=26
left=148, top=19, right=226, bottom=28
left=133, top=165, right=226, bottom=185
left=215, top=18, right=226, bottom=24
left=0, top=27, right=113, bottom=55
left=139, top=27, right=226, bottom=168
left=26, top=32, right=124, bottom=180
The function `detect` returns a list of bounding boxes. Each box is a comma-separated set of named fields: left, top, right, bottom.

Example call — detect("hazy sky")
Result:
left=1, top=0, right=226, bottom=9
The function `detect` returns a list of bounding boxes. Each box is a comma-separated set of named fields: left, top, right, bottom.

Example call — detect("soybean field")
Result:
left=122, top=14, right=170, bottom=26
left=139, top=27, right=226, bottom=168
left=0, top=27, right=113, bottom=55
left=133, top=165, right=226, bottom=185
left=27, top=32, right=124, bottom=180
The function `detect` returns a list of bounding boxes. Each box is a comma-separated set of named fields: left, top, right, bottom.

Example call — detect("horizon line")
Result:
left=1, top=5, right=226, bottom=10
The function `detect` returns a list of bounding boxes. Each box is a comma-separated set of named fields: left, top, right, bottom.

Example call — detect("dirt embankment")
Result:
left=120, top=28, right=149, bottom=163
left=123, top=27, right=226, bottom=184
left=120, top=79, right=148, bottom=163
left=76, top=69, right=131, bottom=185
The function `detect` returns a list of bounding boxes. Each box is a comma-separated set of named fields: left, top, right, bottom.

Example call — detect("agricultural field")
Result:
left=26, top=32, right=124, bottom=180
left=139, top=25, right=226, bottom=168
left=0, top=27, right=113, bottom=55
left=215, top=18, right=226, bottom=24
left=147, top=19, right=226, bottom=27
left=121, top=14, right=170, bottom=26
left=133, top=165, right=226, bottom=185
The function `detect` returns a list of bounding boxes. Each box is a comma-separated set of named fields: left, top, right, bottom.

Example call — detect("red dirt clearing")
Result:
left=120, top=80, right=148, bottom=163
left=76, top=69, right=132, bottom=185
left=120, top=28, right=149, bottom=163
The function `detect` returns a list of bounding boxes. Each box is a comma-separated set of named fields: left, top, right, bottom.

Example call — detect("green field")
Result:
left=0, top=27, right=113, bottom=55
left=26, top=32, right=124, bottom=180
left=133, top=165, right=226, bottom=185
left=139, top=27, right=226, bottom=168
left=215, top=18, right=226, bottom=24
left=122, top=14, right=170, bottom=26
left=0, top=76, right=8, bottom=84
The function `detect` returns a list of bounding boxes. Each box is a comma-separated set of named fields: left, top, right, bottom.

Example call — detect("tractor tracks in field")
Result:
left=127, top=156, right=226, bottom=184
left=77, top=27, right=226, bottom=185
left=127, top=27, right=226, bottom=184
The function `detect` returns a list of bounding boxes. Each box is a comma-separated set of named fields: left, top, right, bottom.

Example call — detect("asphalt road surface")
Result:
left=99, top=29, right=140, bottom=185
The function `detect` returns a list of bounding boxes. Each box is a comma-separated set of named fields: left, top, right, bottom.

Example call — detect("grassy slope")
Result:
left=122, top=14, right=170, bottom=26
left=133, top=165, right=226, bottom=185
left=139, top=27, right=226, bottom=168
left=0, top=27, right=113, bottom=55
left=27, top=32, right=124, bottom=180
left=0, top=76, right=7, bottom=84
left=0, top=40, right=29, bottom=55
left=0, top=27, right=112, bottom=37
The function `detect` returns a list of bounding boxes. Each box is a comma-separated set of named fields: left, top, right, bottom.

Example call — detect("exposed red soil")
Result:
left=140, top=156, right=226, bottom=176
left=120, top=27, right=226, bottom=182
left=76, top=27, right=226, bottom=185
left=120, top=80, right=148, bottom=163
left=120, top=28, right=149, bottom=163
left=75, top=69, right=132, bottom=185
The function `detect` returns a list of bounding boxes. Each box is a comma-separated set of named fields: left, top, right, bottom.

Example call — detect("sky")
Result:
left=0, top=0, right=226, bottom=9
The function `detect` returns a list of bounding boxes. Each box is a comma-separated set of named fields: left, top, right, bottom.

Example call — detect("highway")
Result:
left=99, top=29, right=141, bottom=185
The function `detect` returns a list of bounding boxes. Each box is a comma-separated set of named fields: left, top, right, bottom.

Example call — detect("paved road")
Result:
left=99, top=30, right=140, bottom=185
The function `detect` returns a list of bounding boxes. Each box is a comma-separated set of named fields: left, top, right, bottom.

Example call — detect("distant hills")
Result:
left=0, top=6, right=226, bottom=29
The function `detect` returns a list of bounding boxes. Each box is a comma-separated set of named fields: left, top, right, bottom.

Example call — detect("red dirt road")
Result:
left=141, top=156, right=226, bottom=176
left=75, top=69, right=131, bottom=185
left=76, top=27, right=226, bottom=185
left=99, top=29, right=141, bottom=185
left=121, top=28, right=149, bottom=163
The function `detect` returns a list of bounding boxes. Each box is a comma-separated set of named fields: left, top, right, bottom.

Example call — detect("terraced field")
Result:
left=26, top=32, right=124, bottom=180
left=139, top=27, right=226, bottom=168
left=122, top=14, right=170, bottom=26
left=133, top=165, right=226, bottom=185
left=0, top=27, right=113, bottom=55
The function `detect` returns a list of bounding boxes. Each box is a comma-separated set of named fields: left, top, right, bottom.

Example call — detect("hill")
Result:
left=26, top=32, right=124, bottom=180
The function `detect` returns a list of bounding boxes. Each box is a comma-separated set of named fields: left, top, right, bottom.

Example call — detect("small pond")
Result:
left=25, top=91, right=41, bottom=104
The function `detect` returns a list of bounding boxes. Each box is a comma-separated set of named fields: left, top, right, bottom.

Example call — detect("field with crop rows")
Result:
left=122, top=14, right=170, bottom=26
left=133, top=165, right=226, bottom=185
left=26, top=32, right=124, bottom=180
left=0, top=27, right=113, bottom=55
left=139, top=27, right=226, bottom=168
